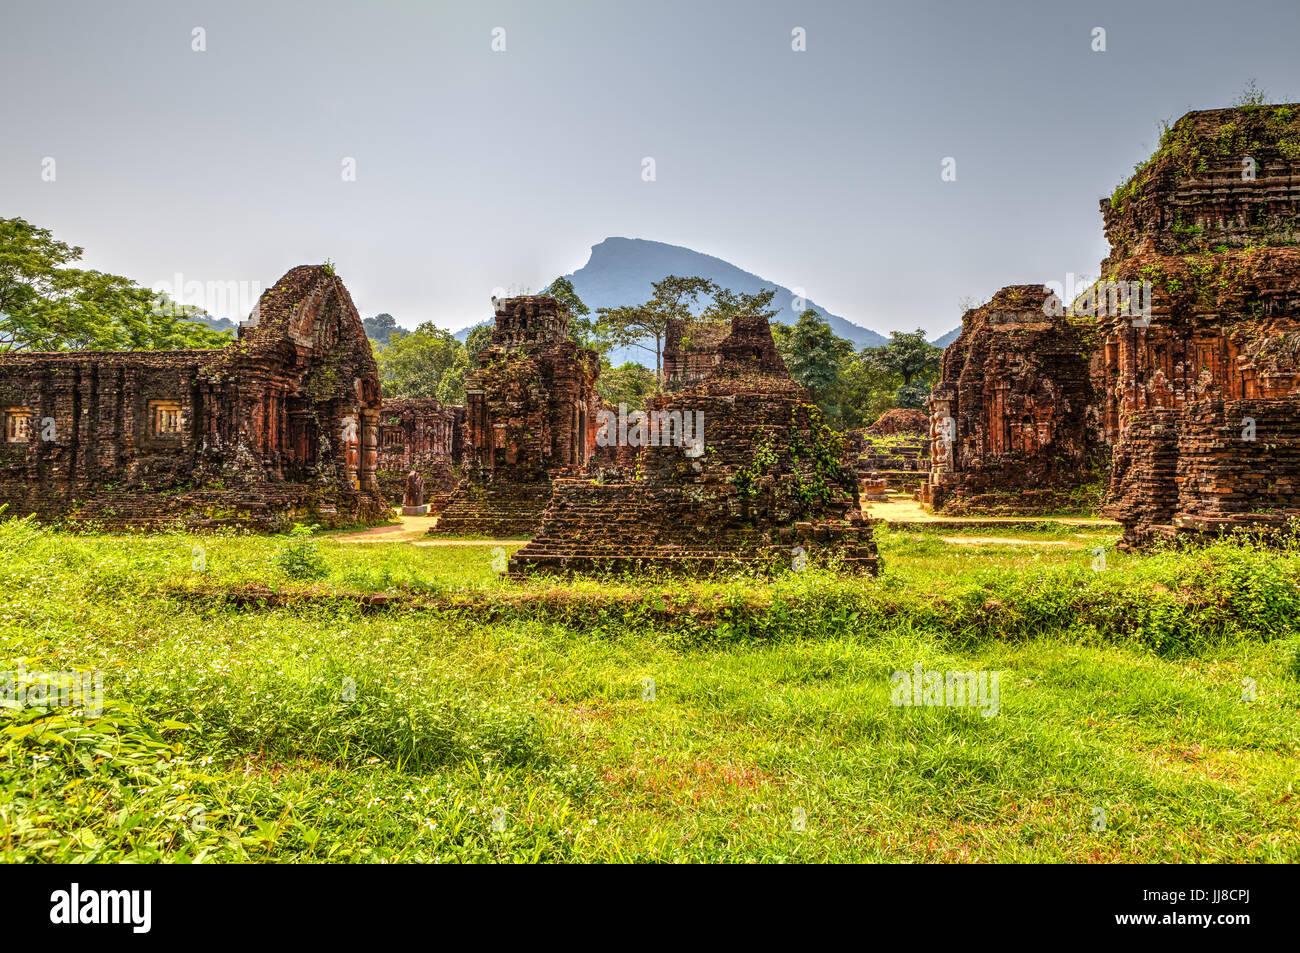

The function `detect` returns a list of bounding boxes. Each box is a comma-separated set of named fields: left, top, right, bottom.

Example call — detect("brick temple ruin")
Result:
left=428, top=295, right=600, bottom=537
left=376, top=398, right=463, bottom=512
left=919, top=104, right=1300, bottom=543
left=5, top=104, right=1294, bottom=556
left=846, top=409, right=930, bottom=501
left=1099, top=105, right=1300, bottom=545
left=508, top=312, right=878, bottom=576
left=922, top=285, right=1103, bottom=514
left=0, top=265, right=387, bottom=529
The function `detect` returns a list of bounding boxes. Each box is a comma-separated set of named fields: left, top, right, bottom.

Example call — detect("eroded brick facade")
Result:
left=662, top=316, right=732, bottom=387
left=429, top=295, right=600, bottom=537
left=509, top=313, right=878, bottom=576
left=1099, top=105, right=1300, bottom=545
left=376, top=398, right=463, bottom=513
left=923, top=286, right=1103, bottom=514
left=0, top=265, right=387, bottom=529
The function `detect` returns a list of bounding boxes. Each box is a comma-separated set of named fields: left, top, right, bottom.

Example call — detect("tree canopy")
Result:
left=464, top=322, right=493, bottom=364
left=771, top=309, right=855, bottom=412
left=375, top=323, right=470, bottom=404
left=0, top=217, right=232, bottom=352
left=362, top=313, right=407, bottom=347
left=541, top=275, right=614, bottom=359
left=769, top=316, right=943, bottom=426
left=596, top=275, right=717, bottom=378
left=541, top=276, right=588, bottom=318
left=597, top=361, right=658, bottom=410
left=866, top=329, right=941, bottom=387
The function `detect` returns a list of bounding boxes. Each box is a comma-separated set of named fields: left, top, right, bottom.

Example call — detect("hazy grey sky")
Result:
left=3, top=0, right=1297, bottom=337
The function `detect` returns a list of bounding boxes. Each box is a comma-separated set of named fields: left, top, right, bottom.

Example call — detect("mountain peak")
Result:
left=564, top=237, right=890, bottom=357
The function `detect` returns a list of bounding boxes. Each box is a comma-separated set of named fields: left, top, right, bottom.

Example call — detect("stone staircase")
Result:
left=427, top=480, right=553, bottom=538
left=853, top=437, right=930, bottom=491
left=508, top=480, right=878, bottom=576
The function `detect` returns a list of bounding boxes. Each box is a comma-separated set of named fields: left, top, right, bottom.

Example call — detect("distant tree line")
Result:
left=0, top=217, right=233, bottom=352
left=367, top=275, right=943, bottom=428
left=773, top=314, right=942, bottom=428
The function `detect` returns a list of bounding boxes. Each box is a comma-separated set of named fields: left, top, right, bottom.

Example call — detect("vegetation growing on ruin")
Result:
left=788, top=406, right=851, bottom=506
left=1110, top=97, right=1300, bottom=228
left=731, top=433, right=778, bottom=502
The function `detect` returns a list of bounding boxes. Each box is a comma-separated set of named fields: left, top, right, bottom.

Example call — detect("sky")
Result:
left=3, top=0, right=1298, bottom=338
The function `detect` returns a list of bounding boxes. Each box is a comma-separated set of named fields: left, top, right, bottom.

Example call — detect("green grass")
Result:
left=1, top=517, right=1297, bottom=862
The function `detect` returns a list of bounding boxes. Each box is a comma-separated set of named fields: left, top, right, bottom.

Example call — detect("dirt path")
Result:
left=865, top=495, right=1118, bottom=527
left=331, top=500, right=1115, bottom=547
left=331, top=513, right=437, bottom=543
left=410, top=539, right=525, bottom=548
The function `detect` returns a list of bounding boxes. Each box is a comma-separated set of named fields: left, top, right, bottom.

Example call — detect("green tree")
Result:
left=596, top=360, right=658, bottom=410
left=836, top=351, right=902, bottom=428
left=464, top=322, right=493, bottom=364
left=894, top=380, right=933, bottom=410
left=0, top=217, right=230, bottom=352
left=541, top=276, right=588, bottom=319
left=770, top=310, right=854, bottom=414
left=376, top=323, right=468, bottom=403
left=867, top=329, right=941, bottom=386
left=363, top=313, right=407, bottom=347
left=542, top=275, right=612, bottom=357
left=867, top=328, right=942, bottom=405
left=701, top=286, right=779, bottom=322
left=597, top=275, right=717, bottom=379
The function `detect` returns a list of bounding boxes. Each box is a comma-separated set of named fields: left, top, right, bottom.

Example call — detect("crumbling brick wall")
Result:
left=429, top=295, right=599, bottom=537
left=922, top=285, right=1103, bottom=514
left=0, top=265, right=387, bottom=529
left=842, top=410, right=931, bottom=495
left=508, top=313, right=878, bottom=576
left=1097, top=105, right=1300, bottom=545
left=662, top=317, right=731, bottom=388
left=376, top=398, right=462, bottom=512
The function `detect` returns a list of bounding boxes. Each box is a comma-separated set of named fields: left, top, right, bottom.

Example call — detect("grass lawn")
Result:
left=1, top=516, right=1297, bottom=862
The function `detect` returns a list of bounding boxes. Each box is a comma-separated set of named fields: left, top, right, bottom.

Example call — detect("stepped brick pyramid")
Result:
left=846, top=409, right=931, bottom=494
left=0, top=265, right=388, bottom=529
left=866, top=408, right=930, bottom=436
left=376, top=398, right=463, bottom=512
left=922, top=285, right=1103, bottom=514
left=508, top=313, right=878, bottom=576
left=1099, top=105, right=1300, bottom=545
left=429, top=295, right=600, bottom=538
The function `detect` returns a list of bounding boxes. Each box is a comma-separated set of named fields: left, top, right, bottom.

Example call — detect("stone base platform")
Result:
left=426, top=480, right=553, bottom=538
left=506, top=479, right=879, bottom=578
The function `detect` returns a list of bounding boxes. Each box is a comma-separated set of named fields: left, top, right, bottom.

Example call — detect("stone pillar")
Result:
left=360, top=409, right=379, bottom=491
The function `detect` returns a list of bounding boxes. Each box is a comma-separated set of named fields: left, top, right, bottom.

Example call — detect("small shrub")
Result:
left=275, top=523, right=327, bottom=580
